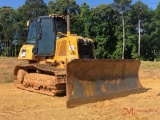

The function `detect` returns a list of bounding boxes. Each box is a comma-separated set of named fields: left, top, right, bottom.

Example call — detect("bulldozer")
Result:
left=14, top=11, right=146, bottom=108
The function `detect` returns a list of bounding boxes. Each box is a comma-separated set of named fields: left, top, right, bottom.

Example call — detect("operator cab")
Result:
left=26, top=15, right=67, bottom=56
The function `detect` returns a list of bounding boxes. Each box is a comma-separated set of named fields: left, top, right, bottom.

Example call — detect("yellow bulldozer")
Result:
left=14, top=11, right=146, bottom=108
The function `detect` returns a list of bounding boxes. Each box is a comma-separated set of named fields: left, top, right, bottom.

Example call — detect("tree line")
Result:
left=0, top=0, right=160, bottom=61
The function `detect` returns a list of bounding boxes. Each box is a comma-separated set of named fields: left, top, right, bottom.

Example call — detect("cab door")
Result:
left=36, top=17, right=56, bottom=56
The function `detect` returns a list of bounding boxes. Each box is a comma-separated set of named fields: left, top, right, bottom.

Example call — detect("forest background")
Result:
left=0, top=0, right=160, bottom=61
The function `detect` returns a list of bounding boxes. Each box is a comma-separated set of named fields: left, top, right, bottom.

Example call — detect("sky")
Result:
left=0, top=0, right=159, bottom=10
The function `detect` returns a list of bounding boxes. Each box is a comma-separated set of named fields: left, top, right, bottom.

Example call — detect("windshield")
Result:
left=26, top=20, right=37, bottom=44
left=55, top=18, right=67, bottom=34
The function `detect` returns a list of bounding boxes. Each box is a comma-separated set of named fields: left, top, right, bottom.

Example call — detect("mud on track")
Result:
left=0, top=58, right=160, bottom=120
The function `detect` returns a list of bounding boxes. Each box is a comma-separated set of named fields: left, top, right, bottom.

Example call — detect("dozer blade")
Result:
left=66, top=59, right=146, bottom=108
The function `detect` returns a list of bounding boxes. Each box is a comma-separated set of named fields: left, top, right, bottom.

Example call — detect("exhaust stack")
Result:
left=66, top=10, right=71, bottom=36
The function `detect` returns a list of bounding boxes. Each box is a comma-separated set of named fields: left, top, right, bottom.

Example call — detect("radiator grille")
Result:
left=78, top=39, right=94, bottom=59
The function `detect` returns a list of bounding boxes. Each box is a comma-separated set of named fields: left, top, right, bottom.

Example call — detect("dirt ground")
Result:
left=0, top=57, right=160, bottom=120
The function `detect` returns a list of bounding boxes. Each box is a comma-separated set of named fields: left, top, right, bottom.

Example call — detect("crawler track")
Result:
left=14, top=64, right=66, bottom=96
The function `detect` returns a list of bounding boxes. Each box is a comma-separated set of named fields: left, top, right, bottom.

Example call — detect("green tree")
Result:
left=113, top=0, right=132, bottom=59
left=0, top=6, right=16, bottom=56
left=71, top=2, right=90, bottom=37
left=141, top=3, right=160, bottom=60
left=24, top=0, right=48, bottom=18
left=48, top=0, right=79, bottom=15
left=89, top=4, right=117, bottom=58
left=126, top=1, right=149, bottom=59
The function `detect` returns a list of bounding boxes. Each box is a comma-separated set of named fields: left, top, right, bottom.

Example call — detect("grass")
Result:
left=140, top=61, right=160, bottom=70
left=0, top=57, right=27, bottom=83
